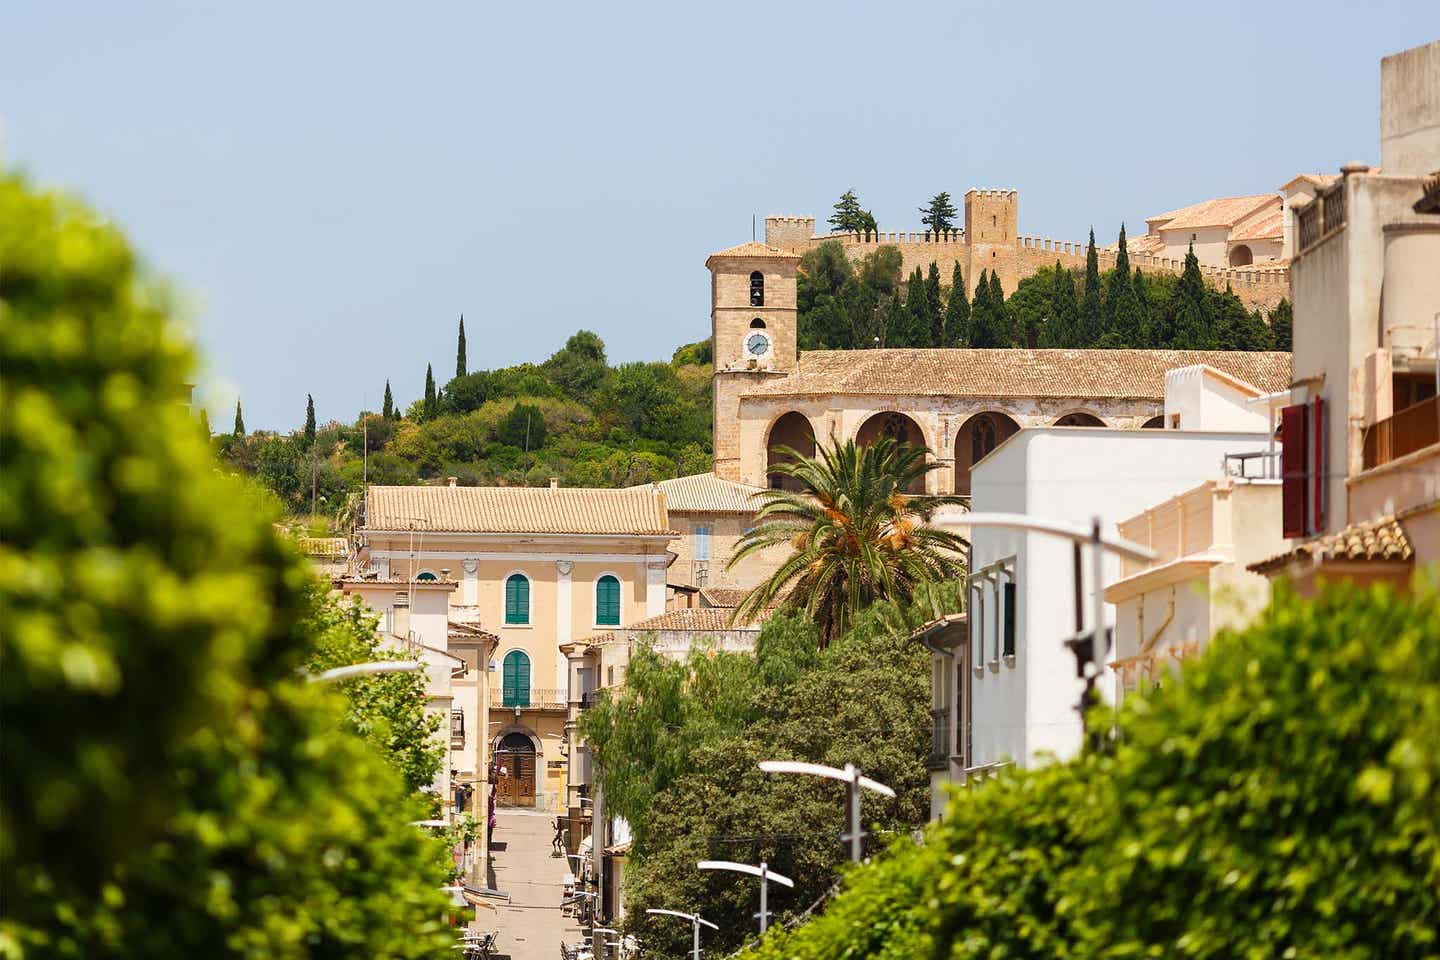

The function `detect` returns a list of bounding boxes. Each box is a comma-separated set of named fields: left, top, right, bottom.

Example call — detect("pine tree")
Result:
left=233, top=400, right=245, bottom=437
left=304, top=394, right=316, bottom=443
left=919, top=192, right=958, bottom=235
left=423, top=364, right=437, bottom=419
left=382, top=380, right=395, bottom=420
left=1077, top=228, right=1104, bottom=345
left=829, top=190, right=878, bottom=235
left=988, top=271, right=1010, bottom=346
left=1172, top=243, right=1214, bottom=349
left=924, top=263, right=944, bottom=345
left=1268, top=299, right=1293, bottom=351
left=1045, top=261, right=1079, bottom=347
left=456, top=315, right=467, bottom=378
left=1105, top=224, right=1144, bottom=347
left=944, top=262, right=970, bottom=346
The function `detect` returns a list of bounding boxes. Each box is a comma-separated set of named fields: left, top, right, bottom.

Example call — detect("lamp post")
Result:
left=756, top=761, right=894, bottom=862
left=307, top=660, right=423, bottom=684
left=697, top=860, right=795, bottom=934
left=645, top=908, right=717, bottom=960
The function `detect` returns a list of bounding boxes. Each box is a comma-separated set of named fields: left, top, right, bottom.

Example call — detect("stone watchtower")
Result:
left=964, top=188, right=1019, bottom=293
left=705, top=242, right=801, bottom=482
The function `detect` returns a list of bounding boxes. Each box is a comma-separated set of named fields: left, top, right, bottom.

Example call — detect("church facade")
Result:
left=706, top=242, right=1292, bottom=497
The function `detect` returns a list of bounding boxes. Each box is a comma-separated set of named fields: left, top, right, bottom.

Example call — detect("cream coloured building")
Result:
left=352, top=481, right=675, bottom=813
left=631, top=472, right=783, bottom=590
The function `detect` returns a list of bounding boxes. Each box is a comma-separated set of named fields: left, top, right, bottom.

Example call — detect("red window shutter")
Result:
left=1280, top=403, right=1308, bottom=538
left=1312, top=397, right=1326, bottom=533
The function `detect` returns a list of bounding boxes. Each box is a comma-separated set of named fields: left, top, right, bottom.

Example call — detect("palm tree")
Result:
left=729, top=437, right=968, bottom=647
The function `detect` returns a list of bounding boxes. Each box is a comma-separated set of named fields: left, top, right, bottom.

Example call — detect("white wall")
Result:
left=967, top=429, right=1271, bottom=768
left=1163, top=366, right=1271, bottom=432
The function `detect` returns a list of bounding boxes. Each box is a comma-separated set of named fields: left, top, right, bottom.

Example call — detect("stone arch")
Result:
left=855, top=411, right=928, bottom=493
left=1054, top=411, right=1105, bottom=427
left=953, top=411, right=1021, bottom=497
left=1141, top=415, right=1165, bottom=429
left=1229, top=244, right=1253, bottom=267
left=493, top=728, right=540, bottom=808
left=766, top=411, right=817, bottom=491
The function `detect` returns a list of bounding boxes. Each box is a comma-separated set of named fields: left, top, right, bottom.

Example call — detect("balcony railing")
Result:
left=1363, top=397, right=1439, bottom=470
left=1223, top=449, right=1280, bottom=480
left=449, top=709, right=465, bottom=749
left=929, top=707, right=950, bottom=769
left=1296, top=184, right=1347, bottom=255
left=489, top=686, right=569, bottom=710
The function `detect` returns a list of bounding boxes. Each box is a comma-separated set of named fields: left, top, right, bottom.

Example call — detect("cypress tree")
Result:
left=423, top=364, right=437, bottom=419
left=944, top=261, right=970, bottom=346
left=233, top=400, right=244, bottom=437
left=969, top=270, right=998, bottom=347
left=1173, top=243, right=1214, bottom=349
left=1269, top=299, right=1293, bottom=351
left=895, top=267, right=929, bottom=347
left=304, top=394, right=316, bottom=444
left=456, top=315, right=467, bottom=378
left=1077, top=228, right=1104, bottom=345
left=1133, top=267, right=1152, bottom=346
left=199, top=408, right=211, bottom=439
left=882, top=295, right=907, bottom=347
left=925, top=263, right=944, bottom=346
left=382, top=380, right=395, bottom=420
left=988, top=271, right=1010, bottom=346
left=1105, top=224, right=1143, bottom=347
left=1046, top=261, right=1079, bottom=347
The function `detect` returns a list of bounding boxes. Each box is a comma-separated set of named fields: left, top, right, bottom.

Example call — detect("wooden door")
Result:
left=495, top=736, right=537, bottom=807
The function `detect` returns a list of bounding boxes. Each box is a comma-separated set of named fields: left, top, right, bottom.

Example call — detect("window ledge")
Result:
left=503, top=623, right=533, bottom=630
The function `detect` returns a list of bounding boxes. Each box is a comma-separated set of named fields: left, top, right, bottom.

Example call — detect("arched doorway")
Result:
left=953, top=412, right=1020, bottom=496
left=495, top=731, right=537, bottom=808
left=1054, top=412, right=1105, bottom=427
left=1228, top=244, right=1253, bottom=267
left=855, top=412, right=928, bottom=493
left=767, top=412, right=816, bottom=491
left=1141, top=415, right=1165, bottom=429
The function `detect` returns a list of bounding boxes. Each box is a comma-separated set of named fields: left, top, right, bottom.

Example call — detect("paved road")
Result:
left=488, top=809, right=585, bottom=960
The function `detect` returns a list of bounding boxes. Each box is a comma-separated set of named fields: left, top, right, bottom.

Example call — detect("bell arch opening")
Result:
left=953, top=412, right=1020, bottom=496
left=766, top=412, right=816, bottom=491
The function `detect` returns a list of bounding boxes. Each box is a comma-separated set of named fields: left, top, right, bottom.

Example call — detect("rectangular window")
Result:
left=1002, top=582, right=1016, bottom=658
left=694, top=525, right=712, bottom=561
left=505, top=575, right=530, bottom=625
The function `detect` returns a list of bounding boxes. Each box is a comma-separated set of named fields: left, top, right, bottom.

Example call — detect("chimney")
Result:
left=446, top=476, right=457, bottom=487
left=549, top=477, right=559, bottom=489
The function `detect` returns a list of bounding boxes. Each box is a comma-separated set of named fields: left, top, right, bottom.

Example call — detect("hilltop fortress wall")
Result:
left=764, top=189, right=1290, bottom=312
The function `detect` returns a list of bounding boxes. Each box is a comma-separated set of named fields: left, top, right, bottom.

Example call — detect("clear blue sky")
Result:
left=3, top=2, right=1430, bottom=430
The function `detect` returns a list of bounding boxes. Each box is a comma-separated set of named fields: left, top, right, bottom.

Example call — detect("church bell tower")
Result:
left=705, top=242, right=801, bottom=481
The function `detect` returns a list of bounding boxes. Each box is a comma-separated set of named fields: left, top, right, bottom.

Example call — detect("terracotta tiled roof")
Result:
left=586, top=606, right=769, bottom=642
left=1229, top=205, right=1284, bottom=242
left=298, top=537, right=349, bottom=557
left=705, top=242, right=801, bottom=267
left=1122, top=233, right=1168, bottom=256
left=1147, top=194, right=1278, bottom=231
left=448, top=620, right=500, bottom=642
left=740, top=349, right=1292, bottom=400
left=634, top=473, right=764, bottom=513
left=364, top=485, right=673, bottom=536
left=1248, top=515, right=1415, bottom=575
left=334, top=575, right=458, bottom=588
left=698, top=587, right=751, bottom=608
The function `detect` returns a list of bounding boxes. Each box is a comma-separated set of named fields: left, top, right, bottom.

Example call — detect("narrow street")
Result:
left=487, top=809, right=584, bottom=960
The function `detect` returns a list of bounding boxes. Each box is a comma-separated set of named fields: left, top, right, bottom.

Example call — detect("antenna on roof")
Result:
left=752, top=214, right=756, bottom=242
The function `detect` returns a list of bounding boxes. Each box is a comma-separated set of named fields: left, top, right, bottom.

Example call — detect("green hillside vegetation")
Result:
left=217, top=332, right=715, bottom=519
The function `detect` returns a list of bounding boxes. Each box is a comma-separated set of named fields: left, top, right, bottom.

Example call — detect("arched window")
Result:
left=504, top=574, right=530, bottom=625
left=972, top=416, right=998, bottom=464
left=415, top=570, right=438, bottom=582
left=750, top=317, right=766, bottom=329
left=595, top=575, right=621, bottom=626
left=501, top=650, right=531, bottom=707
left=1228, top=244, right=1254, bottom=267
left=750, top=271, right=764, bottom=306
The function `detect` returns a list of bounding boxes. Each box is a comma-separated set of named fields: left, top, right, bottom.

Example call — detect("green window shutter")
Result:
left=597, top=576, right=620, bottom=626
left=505, top=574, right=529, bottom=624
left=502, top=650, right=530, bottom=707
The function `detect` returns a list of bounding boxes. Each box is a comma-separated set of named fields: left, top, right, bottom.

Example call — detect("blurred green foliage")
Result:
left=733, top=577, right=1440, bottom=960
left=0, top=175, right=454, bottom=958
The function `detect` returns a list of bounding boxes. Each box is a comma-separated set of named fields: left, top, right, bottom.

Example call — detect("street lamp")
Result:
left=645, top=908, right=717, bottom=960
left=757, top=761, right=894, bottom=862
left=307, top=660, right=423, bottom=684
left=697, top=860, right=794, bottom=934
